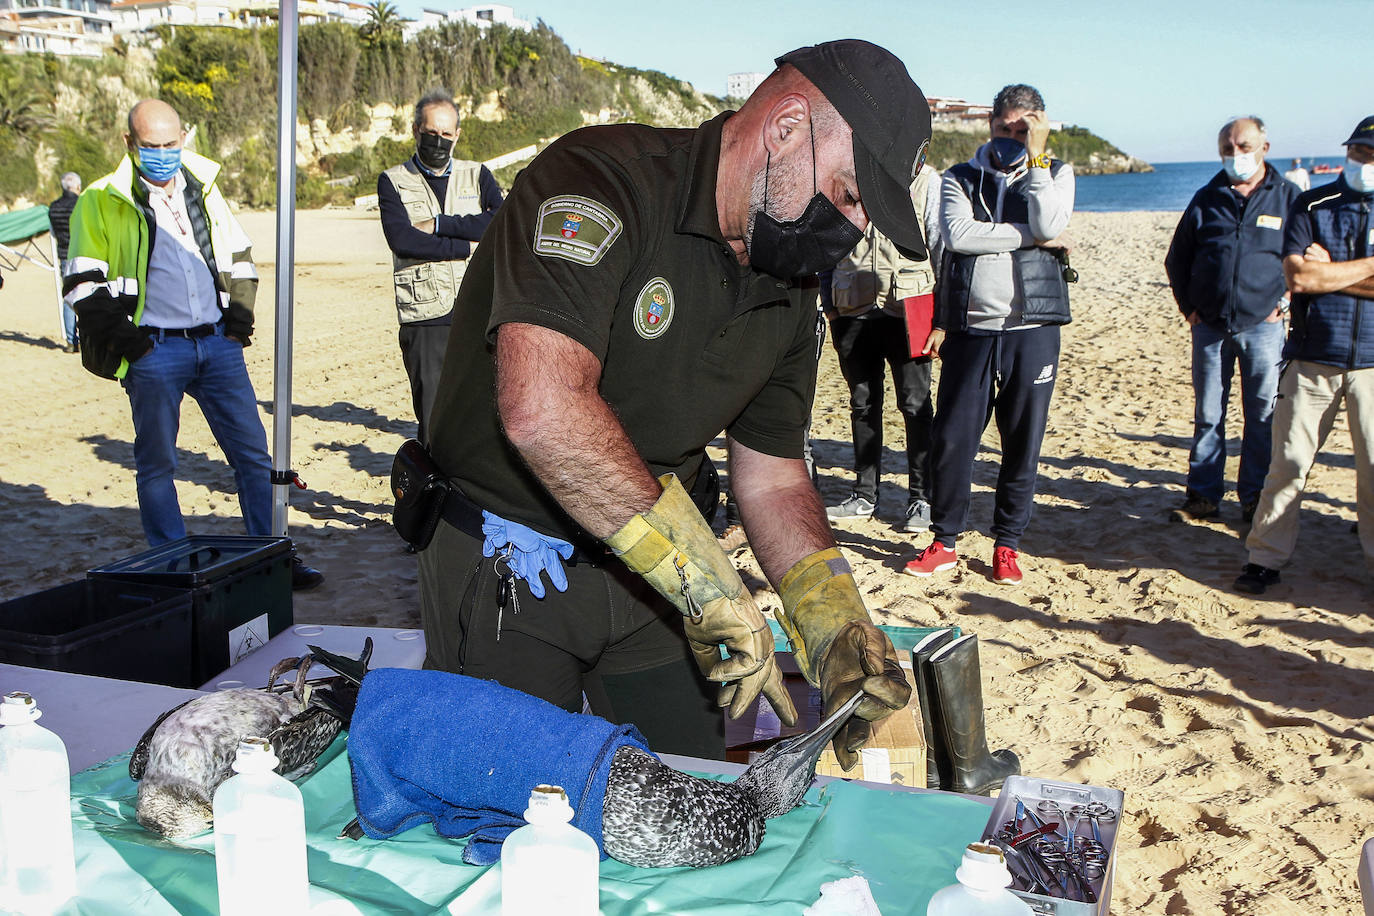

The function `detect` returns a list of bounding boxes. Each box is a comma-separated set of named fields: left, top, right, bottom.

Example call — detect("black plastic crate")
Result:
left=0, top=579, right=195, bottom=686
left=88, top=535, right=293, bottom=684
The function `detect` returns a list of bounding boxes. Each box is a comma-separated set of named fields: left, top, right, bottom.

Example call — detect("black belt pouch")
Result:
left=391, top=438, right=451, bottom=550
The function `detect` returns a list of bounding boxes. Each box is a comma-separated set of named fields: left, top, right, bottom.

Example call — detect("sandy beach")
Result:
left=1, top=206, right=1369, bottom=913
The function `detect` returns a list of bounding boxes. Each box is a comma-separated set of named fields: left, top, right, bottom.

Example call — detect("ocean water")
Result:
left=1074, top=156, right=1348, bottom=213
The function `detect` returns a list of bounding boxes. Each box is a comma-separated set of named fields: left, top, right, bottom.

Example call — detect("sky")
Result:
left=390, top=0, right=1371, bottom=164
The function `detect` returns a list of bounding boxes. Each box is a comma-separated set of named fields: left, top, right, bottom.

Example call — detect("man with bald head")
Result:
left=1165, top=116, right=1300, bottom=525
left=415, top=40, right=927, bottom=762
left=65, top=99, right=323, bottom=588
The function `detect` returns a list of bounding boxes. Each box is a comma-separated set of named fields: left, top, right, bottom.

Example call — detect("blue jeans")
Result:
left=60, top=260, right=78, bottom=347
left=120, top=325, right=273, bottom=545
left=1187, top=319, right=1285, bottom=505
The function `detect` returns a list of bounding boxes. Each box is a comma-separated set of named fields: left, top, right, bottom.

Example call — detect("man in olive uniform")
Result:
left=378, top=89, right=503, bottom=444
left=420, top=41, right=930, bottom=762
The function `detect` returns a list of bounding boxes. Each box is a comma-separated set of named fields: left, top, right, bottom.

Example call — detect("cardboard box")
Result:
left=725, top=650, right=927, bottom=787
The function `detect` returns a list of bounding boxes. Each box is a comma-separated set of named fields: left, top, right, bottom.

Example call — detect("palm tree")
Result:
left=361, top=0, right=403, bottom=47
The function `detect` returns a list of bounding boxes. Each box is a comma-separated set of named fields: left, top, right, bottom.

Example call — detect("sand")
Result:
left=1, top=207, right=1370, bottom=913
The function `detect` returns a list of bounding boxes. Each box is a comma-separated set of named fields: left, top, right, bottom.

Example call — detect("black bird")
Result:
left=129, top=640, right=371, bottom=838
left=307, top=637, right=866, bottom=870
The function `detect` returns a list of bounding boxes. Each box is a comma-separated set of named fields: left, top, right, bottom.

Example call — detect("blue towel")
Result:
left=346, top=668, right=653, bottom=866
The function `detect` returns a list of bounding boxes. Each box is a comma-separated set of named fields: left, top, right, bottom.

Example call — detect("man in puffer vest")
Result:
left=378, top=88, right=504, bottom=445
left=64, top=99, right=323, bottom=589
left=822, top=163, right=943, bottom=533
left=904, top=83, right=1075, bottom=586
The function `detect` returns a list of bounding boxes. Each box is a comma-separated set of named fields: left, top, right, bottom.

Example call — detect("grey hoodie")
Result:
left=939, top=142, right=1075, bottom=330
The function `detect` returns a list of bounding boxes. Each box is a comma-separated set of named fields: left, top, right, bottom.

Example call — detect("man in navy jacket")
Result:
left=1165, top=116, right=1300, bottom=525
left=1235, top=116, right=1374, bottom=594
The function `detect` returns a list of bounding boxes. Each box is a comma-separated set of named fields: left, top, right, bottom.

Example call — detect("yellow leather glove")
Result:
left=606, top=475, right=798, bottom=725
left=776, top=547, right=911, bottom=770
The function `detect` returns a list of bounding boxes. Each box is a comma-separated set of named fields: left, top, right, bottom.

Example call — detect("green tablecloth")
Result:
left=66, top=737, right=990, bottom=914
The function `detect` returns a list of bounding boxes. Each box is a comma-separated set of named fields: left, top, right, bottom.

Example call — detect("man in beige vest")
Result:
left=378, top=88, right=504, bottom=443
left=823, top=163, right=943, bottom=532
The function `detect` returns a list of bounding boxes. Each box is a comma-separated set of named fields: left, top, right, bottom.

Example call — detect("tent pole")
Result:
left=50, top=232, right=65, bottom=342
left=270, top=0, right=298, bottom=537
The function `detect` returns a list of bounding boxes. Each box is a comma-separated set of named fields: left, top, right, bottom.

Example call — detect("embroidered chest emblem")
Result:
left=633, top=278, right=675, bottom=340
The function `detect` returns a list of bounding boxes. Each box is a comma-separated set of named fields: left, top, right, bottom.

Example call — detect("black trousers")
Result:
left=417, top=519, right=726, bottom=758
left=830, top=313, right=934, bottom=505
left=930, top=325, right=1060, bottom=550
left=398, top=322, right=450, bottom=445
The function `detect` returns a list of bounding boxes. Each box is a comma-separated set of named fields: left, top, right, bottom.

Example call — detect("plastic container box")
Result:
left=980, top=776, right=1124, bottom=915
left=88, top=536, right=293, bottom=684
left=0, top=579, right=194, bottom=686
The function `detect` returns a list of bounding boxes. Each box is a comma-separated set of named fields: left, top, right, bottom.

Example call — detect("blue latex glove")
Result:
left=480, top=511, right=575, bottom=599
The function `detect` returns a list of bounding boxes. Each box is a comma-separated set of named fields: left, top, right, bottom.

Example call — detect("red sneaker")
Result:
left=903, top=541, right=958, bottom=577
left=993, top=546, right=1022, bottom=585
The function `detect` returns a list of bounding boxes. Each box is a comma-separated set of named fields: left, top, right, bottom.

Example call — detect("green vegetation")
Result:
left=0, top=20, right=1133, bottom=209
left=926, top=125, right=1133, bottom=171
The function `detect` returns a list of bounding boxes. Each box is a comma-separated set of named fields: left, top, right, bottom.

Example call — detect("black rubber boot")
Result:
left=927, top=633, right=1020, bottom=796
left=911, top=628, right=958, bottom=789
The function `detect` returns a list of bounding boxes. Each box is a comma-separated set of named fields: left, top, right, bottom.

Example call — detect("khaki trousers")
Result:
left=1245, top=360, right=1374, bottom=571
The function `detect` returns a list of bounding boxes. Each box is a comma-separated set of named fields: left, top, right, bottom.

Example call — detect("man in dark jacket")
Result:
left=48, top=171, right=81, bottom=352
left=1235, top=116, right=1374, bottom=594
left=1164, top=116, right=1300, bottom=524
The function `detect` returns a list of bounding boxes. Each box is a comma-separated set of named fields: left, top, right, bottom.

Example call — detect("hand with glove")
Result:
left=776, top=548, right=911, bottom=770
left=606, top=475, right=798, bottom=725
left=480, top=511, right=575, bottom=600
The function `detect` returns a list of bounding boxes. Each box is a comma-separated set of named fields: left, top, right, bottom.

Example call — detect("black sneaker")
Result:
left=291, top=556, right=325, bottom=591
left=1170, top=493, right=1219, bottom=523
left=1233, top=563, right=1280, bottom=595
left=1241, top=500, right=1259, bottom=525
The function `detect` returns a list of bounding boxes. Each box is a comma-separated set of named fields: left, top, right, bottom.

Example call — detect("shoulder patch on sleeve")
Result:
left=533, top=194, right=623, bottom=266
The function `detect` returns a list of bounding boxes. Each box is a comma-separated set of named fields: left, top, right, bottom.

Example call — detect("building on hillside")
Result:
left=0, top=0, right=113, bottom=54
left=407, top=2, right=529, bottom=37
left=927, top=95, right=1062, bottom=133
left=726, top=71, right=765, bottom=100
left=111, top=0, right=233, bottom=31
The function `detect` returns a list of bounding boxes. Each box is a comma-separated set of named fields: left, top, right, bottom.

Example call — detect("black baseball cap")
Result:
left=1343, top=116, right=1374, bottom=149
left=777, top=39, right=931, bottom=260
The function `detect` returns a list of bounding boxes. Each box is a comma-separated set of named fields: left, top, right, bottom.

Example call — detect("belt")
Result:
left=141, top=323, right=217, bottom=338
left=440, top=486, right=611, bottom=567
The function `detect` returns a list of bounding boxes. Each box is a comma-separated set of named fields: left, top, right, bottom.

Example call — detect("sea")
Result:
left=1073, top=156, right=1348, bottom=213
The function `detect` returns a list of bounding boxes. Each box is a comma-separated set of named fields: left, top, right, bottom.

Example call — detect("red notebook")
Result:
left=903, top=293, right=934, bottom=358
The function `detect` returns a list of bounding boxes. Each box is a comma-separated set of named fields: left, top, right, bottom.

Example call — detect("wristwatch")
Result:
left=1028, top=153, right=1052, bottom=169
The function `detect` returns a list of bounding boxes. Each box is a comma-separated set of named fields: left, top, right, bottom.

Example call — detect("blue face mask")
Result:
left=136, top=146, right=182, bottom=182
left=989, top=137, right=1028, bottom=173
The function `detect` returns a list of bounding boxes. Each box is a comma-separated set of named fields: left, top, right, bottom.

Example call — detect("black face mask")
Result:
left=416, top=133, right=454, bottom=173
left=747, top=124, right=863, bottom=280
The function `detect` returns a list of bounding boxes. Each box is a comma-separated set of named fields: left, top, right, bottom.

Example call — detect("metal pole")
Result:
left=50, top=231, right=64, bottom=342
left=270, top=0, right=298, bottom=536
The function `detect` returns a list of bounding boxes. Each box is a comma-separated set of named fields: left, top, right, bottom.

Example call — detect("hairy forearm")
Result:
left=1287, top=255, right=1374, bottom=295
left=495, top=322, right=660, bottom=538
left=728, top=438, right=835, bottom=584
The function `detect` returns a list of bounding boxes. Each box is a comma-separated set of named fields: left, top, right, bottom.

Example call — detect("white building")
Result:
left=111, top=0, right=233, bottom=31
left=0, top=0, right=113, bottom=54
left=726, top=71, right=765, bottom=100
left=408, top=2, right=529, bottom=37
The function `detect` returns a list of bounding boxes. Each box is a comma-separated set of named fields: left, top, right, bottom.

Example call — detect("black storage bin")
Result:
left=88, top=535, right=293, bottom=684
left=0, top=579, right=195, bottom=686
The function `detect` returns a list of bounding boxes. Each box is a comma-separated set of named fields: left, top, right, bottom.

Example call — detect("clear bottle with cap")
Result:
left=0, top=691, right=77, bottom=915
left=212, top=736, right=309, bottom=916
left=500, top=784, right=599, bottom=916
left=927, top=842, right=1033, bottom=915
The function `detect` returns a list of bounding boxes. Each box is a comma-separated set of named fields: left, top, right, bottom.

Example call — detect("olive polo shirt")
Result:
left=427, top=112, right=820, bottom=543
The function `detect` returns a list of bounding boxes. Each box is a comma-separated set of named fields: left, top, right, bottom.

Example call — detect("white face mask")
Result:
left=1344, top=156, right=1374, bottom=194
left=1223, top=152, right=1261, bottom=183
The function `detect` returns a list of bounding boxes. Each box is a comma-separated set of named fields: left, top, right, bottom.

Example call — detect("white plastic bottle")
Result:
left=212, top=736, right=309, bottom=916
left=0, top=691, right=77, bottom=915
left=927, top=842, right=1034, bottom=915
left=500, top=784, right=599, bottom=916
